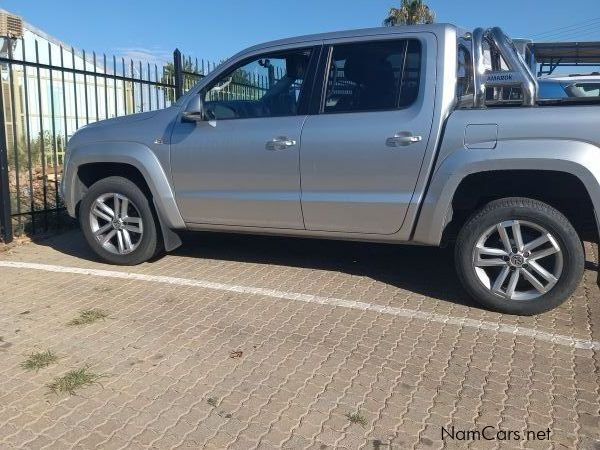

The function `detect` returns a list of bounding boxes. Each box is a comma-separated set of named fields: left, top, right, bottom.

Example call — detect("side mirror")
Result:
left=182, top=94, right=206, bottom=122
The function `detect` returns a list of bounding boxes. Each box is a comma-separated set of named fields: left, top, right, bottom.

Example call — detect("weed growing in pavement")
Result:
left=47, top=366, right=106, bottom=395
left=92, top=286, right=113, bottom=293
left=67, top=309, right=108, bottom=326
left=346, top=411, right=368, bottom=427
left=21, top=350, right=58, bottom=371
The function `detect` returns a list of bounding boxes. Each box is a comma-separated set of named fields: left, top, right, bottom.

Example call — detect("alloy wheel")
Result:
left=472, top=220, right=563, bottom=301
left=89, top=193, right=144, bottom=255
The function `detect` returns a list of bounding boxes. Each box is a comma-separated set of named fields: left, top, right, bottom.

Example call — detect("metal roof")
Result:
left=531, top=41, right=600, bottom=64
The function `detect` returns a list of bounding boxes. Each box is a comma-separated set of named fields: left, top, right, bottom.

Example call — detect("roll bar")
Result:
left=471, top=27, right=538, bottom=107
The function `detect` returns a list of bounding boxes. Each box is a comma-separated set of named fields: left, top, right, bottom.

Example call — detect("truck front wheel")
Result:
left=79, top=176, right=160, bottom=265
left=455, top=197, right=584, bottom=315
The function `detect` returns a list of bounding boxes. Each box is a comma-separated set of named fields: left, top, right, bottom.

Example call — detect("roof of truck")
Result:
left=239, top=23, right=462, bottom=55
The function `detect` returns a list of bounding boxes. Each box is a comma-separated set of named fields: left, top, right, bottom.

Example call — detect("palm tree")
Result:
left=383, top=0, right=435, bottom=26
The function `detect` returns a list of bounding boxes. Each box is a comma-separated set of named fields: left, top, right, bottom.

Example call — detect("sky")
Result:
left=2, top=0, right=600, bottom=65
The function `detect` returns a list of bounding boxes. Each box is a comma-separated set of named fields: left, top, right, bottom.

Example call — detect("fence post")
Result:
left=173, top=48, right=183, bottom=100
left=0, top=76, right=13, bottom=243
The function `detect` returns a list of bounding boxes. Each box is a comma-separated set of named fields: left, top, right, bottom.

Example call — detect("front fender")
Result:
left=63, top=141, right=185, bottom=229
left=412, top=139, right=600, bottom=245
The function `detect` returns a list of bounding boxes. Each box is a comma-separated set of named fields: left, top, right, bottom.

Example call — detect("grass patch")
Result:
left=207, top=397, right=218, bottom=407
left=67, top=309, right=108, bottom=326
left=93, top=286, right=113, bottom=293
left=21, top=350, right=58, bottom=371
left=346, top=411, right=367, bottom=427
left=47, top=366, right=105, bottom=395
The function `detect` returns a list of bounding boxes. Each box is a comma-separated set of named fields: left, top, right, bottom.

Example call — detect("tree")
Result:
left=160, top=59, right=198, bottom=103
left=383, top=0, right=435, bottom=26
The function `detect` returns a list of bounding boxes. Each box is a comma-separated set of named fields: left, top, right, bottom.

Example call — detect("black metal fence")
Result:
left=0, top=35, right=214, bottom=243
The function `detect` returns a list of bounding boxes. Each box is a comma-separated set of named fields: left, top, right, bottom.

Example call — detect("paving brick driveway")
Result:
left=0, top=230, right=598, bottom=449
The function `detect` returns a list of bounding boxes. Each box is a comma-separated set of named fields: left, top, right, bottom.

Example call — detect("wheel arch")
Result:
left=412, top=141, right=600, bottom=246
left=444, top=170, right=597, bottom=244
left=65, top=142, right=184, bottom=230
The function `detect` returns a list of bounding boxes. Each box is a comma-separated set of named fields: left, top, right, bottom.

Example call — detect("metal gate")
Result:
left=0, top=35, right=205, bottom=242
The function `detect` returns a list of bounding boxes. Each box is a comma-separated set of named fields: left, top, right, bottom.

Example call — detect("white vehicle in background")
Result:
left=519, top=40, right=600, bottom=100
left=538, top=74, right=600, bottom=100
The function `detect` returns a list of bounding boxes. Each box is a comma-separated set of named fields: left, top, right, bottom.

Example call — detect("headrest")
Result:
left=343, top=54, right=394, bottom=85
left=286, top=54, right=309, bottom=79
left=342, top=56, right=366, bottom=84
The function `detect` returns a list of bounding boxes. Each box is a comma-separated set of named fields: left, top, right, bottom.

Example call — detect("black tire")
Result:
left=455, top=197, right=584, bottom=315
left=79, top=176, right=160, bottom=265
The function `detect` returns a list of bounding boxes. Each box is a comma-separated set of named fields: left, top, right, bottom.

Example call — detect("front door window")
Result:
left=204, top=49, right=312, bottom=120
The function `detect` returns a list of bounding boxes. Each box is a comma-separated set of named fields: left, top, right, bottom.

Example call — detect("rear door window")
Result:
left=322, top=39, right=421, bottom=114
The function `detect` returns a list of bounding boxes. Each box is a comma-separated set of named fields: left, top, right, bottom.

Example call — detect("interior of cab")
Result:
left=324, top=39, right=421, bottom=113
left=201, top=39, right=423, bottom=120
left=203, top=50, right=311, bottom=120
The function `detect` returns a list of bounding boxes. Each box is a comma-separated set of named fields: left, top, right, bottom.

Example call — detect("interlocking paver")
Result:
left=0, top=230, right=599, bottom=449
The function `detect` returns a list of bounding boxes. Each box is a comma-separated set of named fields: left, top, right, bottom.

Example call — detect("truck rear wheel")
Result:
left=455, top=197, right=584, bottom=315
left=80, top=176, right=160, bottom=265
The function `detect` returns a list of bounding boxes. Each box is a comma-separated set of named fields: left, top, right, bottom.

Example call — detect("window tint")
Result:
left=204, top=48, right=312, bottom=120
left=323, top=39, right=421, bottom=114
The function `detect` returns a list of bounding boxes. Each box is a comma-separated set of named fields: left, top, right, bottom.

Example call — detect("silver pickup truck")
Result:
left=61, top=24, right=600, bottom=316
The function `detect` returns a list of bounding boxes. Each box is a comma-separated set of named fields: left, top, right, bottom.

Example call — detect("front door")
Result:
left=300, top=36, right=436, bottom=234
left=171, top=47, right=316, bottom=229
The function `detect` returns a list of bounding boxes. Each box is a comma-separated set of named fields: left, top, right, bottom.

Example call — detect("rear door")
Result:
left=299, top=34, right=436, bottom=234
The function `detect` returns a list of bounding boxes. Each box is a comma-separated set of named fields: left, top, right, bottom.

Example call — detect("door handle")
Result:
left=386, top=132, right=422, bottom=147
left=266, top=136, right=297, bottom=151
